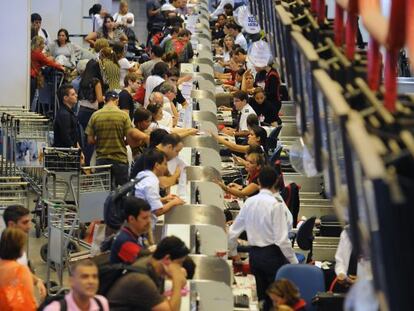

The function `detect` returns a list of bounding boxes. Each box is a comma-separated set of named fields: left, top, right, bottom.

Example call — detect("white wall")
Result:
left=0, top=0, right=30, bottom=108
left=31, top=0, right=117, bottom=47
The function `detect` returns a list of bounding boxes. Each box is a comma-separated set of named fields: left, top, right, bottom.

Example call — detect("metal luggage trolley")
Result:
left=40, top=147, right=111, bottom=292
left=0, top=111, right=50, bottom=184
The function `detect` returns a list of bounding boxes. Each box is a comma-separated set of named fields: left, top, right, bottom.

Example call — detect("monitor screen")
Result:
left=315, top=86, right=333, bottom=197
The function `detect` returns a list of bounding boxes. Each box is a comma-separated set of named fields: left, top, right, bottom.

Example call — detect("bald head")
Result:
left=149, top=92, right=164, bottom=105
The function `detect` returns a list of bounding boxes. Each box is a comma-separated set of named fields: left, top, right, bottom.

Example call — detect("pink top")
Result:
left=43, top=291, right=110, bottom=311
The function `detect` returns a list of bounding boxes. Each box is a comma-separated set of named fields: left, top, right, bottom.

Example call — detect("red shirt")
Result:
left=292, top=298, right=307, bottom=311
left=30, top=49, right=63, bottom=78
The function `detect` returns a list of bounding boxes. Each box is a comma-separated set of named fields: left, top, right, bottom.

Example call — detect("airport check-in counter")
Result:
left=164, top=6, right=234, bottom=308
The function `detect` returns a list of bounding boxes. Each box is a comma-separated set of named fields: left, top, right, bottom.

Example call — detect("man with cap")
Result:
left=86, top=90, right=146, bottom=186
left=106, top=236, right=190, bottom=311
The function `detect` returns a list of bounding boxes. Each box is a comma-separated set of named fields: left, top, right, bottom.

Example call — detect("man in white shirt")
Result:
left=335, top=226, right=371, bottom=286
left=210, top=0, right=234, bottom=20
left=31, top=13, right=50, bottom=45
left=2, top=205, right=47, bottom=299
left=135, top=149, right=185, bottom=226
left=226, top=22, right=248, bottom=51
left=228, top=166, right=298, bottom=310
left=144, top=62, right=169, bottom=107
left=222, top=90, right=256, bottom=137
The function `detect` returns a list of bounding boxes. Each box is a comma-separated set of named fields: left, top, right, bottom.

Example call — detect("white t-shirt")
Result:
left=37, top=28, right=50, bottom=46
left=93, top=14, right=104, bottom=31
left=238, top=104, right=256, bottom=131
left=113, top=12, right=135, bottom=27
left=235, top=32, right=248, bottom=51
left=159, top=110, right=173, bottom=128
left=144, top=76, right=165, bottom=107
left=118, top=58, right=134, bottom=88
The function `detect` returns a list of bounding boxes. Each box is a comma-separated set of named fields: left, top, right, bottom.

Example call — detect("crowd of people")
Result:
left=0, top=1, right=363, bottom=310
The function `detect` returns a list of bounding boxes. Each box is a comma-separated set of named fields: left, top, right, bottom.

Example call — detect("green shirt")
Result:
left=85, top=105, right=132, bottom=163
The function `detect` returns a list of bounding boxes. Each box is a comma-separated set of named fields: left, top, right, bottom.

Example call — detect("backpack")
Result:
left=103, top=176, right=147, bottom=230
left=97, top=261, right=148, bottom=296
left=38, top=292, right=103, bottom=311
left=280, top=182, right=300, bottom=227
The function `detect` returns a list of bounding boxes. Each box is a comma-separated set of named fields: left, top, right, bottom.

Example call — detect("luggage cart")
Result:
left=43, top=199, right=79, bottom=292
left=0, top=111, right=50, bottom=182
left=39, top=148, right=111, bottom=292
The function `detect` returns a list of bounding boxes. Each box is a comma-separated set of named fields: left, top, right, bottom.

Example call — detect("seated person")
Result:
left=106, top=236, right=190, bottom=311
left=267, top=279, right=306, bottom=311
left=222, top=68, right=245, bottom=93
left=216, top=151, right=266, bottom=198
left=211, top=124, right=268, bottom=155
left=249, top=87, right=280, bottom=126
left=134, top=149, right=185, bottom=226
left=221, top=91, right=256, bottom=138
left=334, top=226, right=371, bottom=291
left=46, top=28, right=94, bottom=69
left=110, top=197, right=152, bottom=264
left=85, top=15, right=128, bottom=47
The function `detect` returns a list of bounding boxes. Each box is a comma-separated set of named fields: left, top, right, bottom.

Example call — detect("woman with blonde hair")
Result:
left=99, top=47, right=121, bottom=91
left=0, top=228, right=37, bottom=310
left=267, top=279, right=306, bottom=311
left=113, top=0, right=135, bottom=28
left=30, top=36, right=64, bottom=109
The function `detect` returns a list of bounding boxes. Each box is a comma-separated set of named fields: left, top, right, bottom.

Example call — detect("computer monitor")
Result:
left=275, top=4, right=294, bottom=90
left=291, top=32, right=320, bottom=155
left=313, top=69, right=351, bottom=208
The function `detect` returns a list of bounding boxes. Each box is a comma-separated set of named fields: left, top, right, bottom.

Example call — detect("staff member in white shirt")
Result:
left=135, top=149, right=185, bottom=227
left=2, top=205, right=47, bottom=299
left=222, top=90, right=256, bottom=137
left=228, top=166, right=298, bottom=310
left=335, top=226, right=371, bottom=289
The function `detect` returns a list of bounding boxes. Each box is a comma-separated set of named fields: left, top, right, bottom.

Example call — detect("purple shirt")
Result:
left=43, top=291, right=110, bottom=311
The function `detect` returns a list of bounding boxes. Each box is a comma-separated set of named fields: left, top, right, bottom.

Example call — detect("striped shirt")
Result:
left=100, top=59, right=121, bottom=91
left=85, top=105, right=132, bottom=163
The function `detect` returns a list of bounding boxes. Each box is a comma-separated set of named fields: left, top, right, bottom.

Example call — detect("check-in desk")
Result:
left=164, top=19, right=235, bottom=309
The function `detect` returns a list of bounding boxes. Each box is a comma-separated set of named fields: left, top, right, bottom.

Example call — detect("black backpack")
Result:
left=38, top=292, right=103, bottom=311
left=103, top=176, right=147, bottom=230
left=97, top=261, right=148, bottom=296
left=280, top=182, right=301, bottom=228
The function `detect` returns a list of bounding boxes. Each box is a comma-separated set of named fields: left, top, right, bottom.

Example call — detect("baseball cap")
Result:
left=105, top=90, right=119, bottom=101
